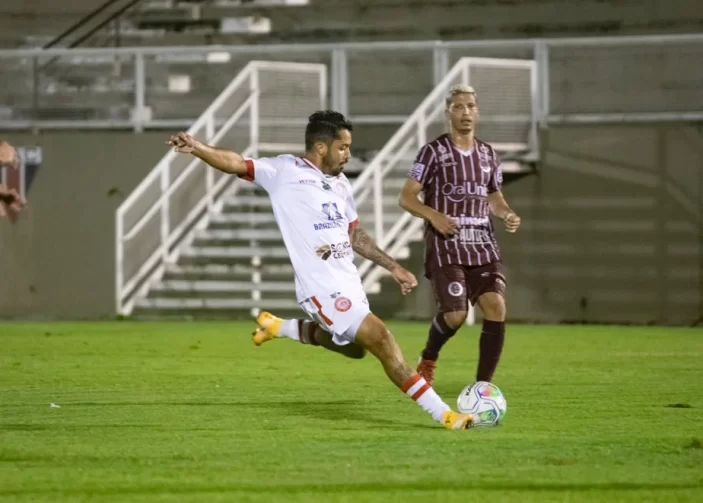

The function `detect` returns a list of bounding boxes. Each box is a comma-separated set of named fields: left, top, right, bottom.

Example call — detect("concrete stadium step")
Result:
left=193, top=228, right=283, bottom=245
left=162, top=263, right=294, bottom=282
left=149, top=280, right=296, bottom=299
left=221, top=196, right=272, bottom=212
left=131, top=296, right=302, bottom=320
left=183, top=245, right=290, bottom=258
left=179, top=246, right=291, bottom=266
left=208, top=212, right=279, bottom=230
left=133, top=297, right=301, bottom=311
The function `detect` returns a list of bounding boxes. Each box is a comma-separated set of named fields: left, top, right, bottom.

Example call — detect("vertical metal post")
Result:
left=462, top=62, right=470, bottom=85
left=432, top=44, right=449, bottom=87
left=115, top=211, right=124, bottom=314
left=249, top=66, right=261, bottom=310
left=331, top=48, right=348, bottom=116
left=467, top=303, right=476, bottom=326
left=319, top=64, right=328, bottom=109
left=134, top=53, right=146, bottom=133
left=205, top=114, right=215, bottom=211
left=32, top=57, right=39, bottom=130
left=250, top=66, right=260, bottom=156
left=535, top=41, right=550, bottom=126
left=373, top=160, right=384, bottom=248
left=160, top=162, right=170, bottom=262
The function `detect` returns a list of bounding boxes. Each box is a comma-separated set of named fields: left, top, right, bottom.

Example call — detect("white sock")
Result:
left=402, top=375, right=450, bottom=422
left=279, top=319, right=300, bottom=341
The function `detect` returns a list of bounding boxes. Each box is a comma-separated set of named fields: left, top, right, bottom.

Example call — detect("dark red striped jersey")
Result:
left=407, top=133, right=504, bottom=273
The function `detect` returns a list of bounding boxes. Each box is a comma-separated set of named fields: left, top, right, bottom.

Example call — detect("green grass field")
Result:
left=1, top=321, right=702, bottom=502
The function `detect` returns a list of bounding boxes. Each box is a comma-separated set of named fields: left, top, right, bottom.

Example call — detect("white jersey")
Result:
left=241, top=154, right=363, bottom=303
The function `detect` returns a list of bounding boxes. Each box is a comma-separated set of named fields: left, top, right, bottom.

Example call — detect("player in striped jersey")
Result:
left=399, top=85, right=521, bottom=386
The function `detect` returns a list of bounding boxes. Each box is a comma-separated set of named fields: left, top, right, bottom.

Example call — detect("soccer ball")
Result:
left=457, top=381, right=507, bottom=426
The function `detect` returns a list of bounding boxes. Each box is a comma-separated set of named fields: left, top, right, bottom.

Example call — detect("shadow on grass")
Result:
left=1, top=480, right=701, bottom=497
left=1, top=398, right=435, bottom=433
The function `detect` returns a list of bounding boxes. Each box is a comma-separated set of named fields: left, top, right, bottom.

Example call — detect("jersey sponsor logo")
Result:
left=322, top=181, right=332, bottom=190
left=451, top=215, right=489, bottom=227
left=439, top=152, right=456, bottom=168
left=334, top=296, right=352, bottom=312
left=457, top=227, right=492, bottom=244
left=448, top=281, right=464, bottom=297
left=442, top=181, right=488, bottom=202
left=299, top=179, right=316, bottom=184
left=409, top=162, right=425, bottom=180
left=315, top=240, right=352, bottom=261
left=313, top=221, right=344, bottom=230
left=322, top=202, right=343, bottom=220
left=314, top=202, right=345, bottom=230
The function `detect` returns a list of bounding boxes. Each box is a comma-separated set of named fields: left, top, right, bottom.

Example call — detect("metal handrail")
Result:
left=115, top=60, right=326, bottom=314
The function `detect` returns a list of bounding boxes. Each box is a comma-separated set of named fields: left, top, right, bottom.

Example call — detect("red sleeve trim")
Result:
left=240, top=159, right=255, bottom=182
left=348, top=218, right=360, bottom=231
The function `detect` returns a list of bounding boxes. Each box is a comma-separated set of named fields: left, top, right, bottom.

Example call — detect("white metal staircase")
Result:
left=115, top=61, right=326, bottom=316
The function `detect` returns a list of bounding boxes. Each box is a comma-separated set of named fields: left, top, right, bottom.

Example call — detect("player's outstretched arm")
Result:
left=167, top=132, right=248, bottom=175
left=487, top=191, right=521, bottom=233
left=399, top=179, right=456, bottom=236
left=350, top=225, right=418, bottom=295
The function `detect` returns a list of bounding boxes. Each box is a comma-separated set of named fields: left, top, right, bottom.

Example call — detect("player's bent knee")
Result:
left=443, top=311, right=468, bottom=329
left=354, top=313, right=393, bottom=351
left=479, top=292, right=506, bottom=321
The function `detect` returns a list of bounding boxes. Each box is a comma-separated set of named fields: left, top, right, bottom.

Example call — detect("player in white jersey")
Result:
left=168, top=111, right=474, bottom=430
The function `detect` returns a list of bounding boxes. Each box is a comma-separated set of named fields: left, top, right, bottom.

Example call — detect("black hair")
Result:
left=304, top=110, right=353, bottom=151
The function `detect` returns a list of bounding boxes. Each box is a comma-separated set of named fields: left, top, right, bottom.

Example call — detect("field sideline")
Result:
left=1, top=321, right=702, bottom=502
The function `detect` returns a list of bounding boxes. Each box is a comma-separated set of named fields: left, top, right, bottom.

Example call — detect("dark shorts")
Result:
left=428, top=262, right=506, bottom=313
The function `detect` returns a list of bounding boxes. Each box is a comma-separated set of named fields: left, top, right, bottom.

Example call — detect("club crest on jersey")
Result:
left=331, top=182, right=346, bottom=197
left=448, top=282, right=464, bottom=297
left=334, top=296, right=352, bottom=312
left=314, top=202, right=344, bottom=230
left=478, top=144, right=492, bottom=173
left=321, top=181, right=332, bottom=190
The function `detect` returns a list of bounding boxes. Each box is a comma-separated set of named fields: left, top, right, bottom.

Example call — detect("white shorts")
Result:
left=299, top=289, right=371, bottom=346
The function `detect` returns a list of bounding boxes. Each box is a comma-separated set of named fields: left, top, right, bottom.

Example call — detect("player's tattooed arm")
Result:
left=351, top=225, right=419, bottom=295
left=167, top=132, right=248, bottom=175
left=349, top=225, right=399, bottom=271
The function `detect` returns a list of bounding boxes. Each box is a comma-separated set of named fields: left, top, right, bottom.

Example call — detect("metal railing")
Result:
left=115, top=60, right=326, bottom=314
left=1, top=34, right=702, bottom=131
